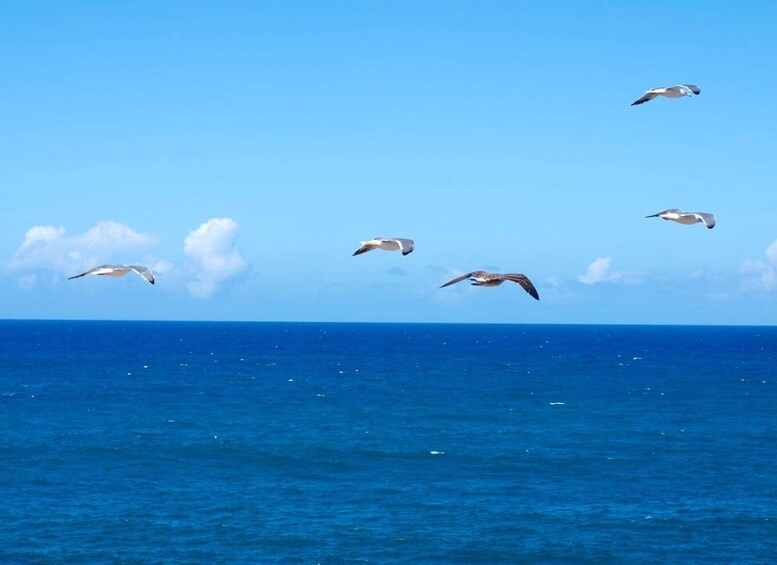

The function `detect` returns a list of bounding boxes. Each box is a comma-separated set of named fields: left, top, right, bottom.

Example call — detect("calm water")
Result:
left=1, top=321, right=776, bottom=563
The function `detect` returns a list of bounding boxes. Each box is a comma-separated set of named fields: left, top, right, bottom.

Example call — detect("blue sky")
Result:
left=2, top=1, right=776, bottom=324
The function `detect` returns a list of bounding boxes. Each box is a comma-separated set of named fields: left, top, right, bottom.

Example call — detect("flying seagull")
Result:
left=645, top=209, right=716, bottom=229
left=68, top=265, right=155, bottom=284
left=631, top=84, right=701, bottom=106
left=353, top=237, right=415, bottom=256
left=440, top=271, right=539, bottom=300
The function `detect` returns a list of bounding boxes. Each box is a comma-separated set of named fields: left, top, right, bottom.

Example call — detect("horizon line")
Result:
left=0, top=318, right=775, bottom=328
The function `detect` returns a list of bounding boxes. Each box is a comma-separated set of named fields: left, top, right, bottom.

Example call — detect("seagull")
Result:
left=631, top=84, right=701, bottom=106
left=645, top=209, right=716, bottom=229
left=440, top=271, right=539, bottom=300
left=68, top=265, right=155, bottom=284
left=353, top=237, right=415, bottom=256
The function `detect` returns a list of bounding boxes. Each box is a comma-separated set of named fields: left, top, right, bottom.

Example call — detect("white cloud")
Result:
left=767, top=240, right=777, bottom=264
left=19, top=226, right=66, bottom=251
left=741, top=260, right=776, bottom=292
left=149, top=258, right=175, bottom=275
left=577, top=256, right=622, bottom=285
left=8, top=220, right=154, bottom=276
left=576, top=256, right=642, bottom=286
left=741, top=239, right=777, bottom=292
left=183, top=217, right=247, bottom=298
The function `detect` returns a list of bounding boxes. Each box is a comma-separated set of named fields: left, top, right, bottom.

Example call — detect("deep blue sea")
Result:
left=1, top=321, right=776, bottom=563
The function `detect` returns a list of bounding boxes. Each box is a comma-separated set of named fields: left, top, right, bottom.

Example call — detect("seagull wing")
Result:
left=128, top=265, right=155, bottom=284
left=353, top=242, right=378, bottom=256
left=395, top=238, right=415, bottom=255
left=67, top=265, right=116, bottom=279
left=501, top=274, right=540, bottom=300
left=440, top=272, right=475, bottom=288
left=694, top=213, right=716, bottom=229
left=631, top=90, right=660, bottom=106
left=680, top=84, right=701, bottom=95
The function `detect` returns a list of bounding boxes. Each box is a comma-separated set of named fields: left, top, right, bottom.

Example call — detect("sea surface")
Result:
left=1, top=321, right=776, bottom=564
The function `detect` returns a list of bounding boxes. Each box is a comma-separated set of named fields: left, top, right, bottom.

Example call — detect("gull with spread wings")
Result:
left=645, top=209, right=716, bottom=229
left=631, top=84, right=700, bottom=106
left=68, top=265, right=155, bottom=284
left=440, top=271, right=539, bottom=300
left=353, top=237, right=415, bottom=256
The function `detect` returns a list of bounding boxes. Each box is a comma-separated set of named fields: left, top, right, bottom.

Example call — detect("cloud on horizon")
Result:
left=741, top=239, right=777, bottom=292
left=577, top=257, right=621, bottom=285
left=577, top=256, right=641, bottom=286
left=183, top=217, right=247, bottom=298
left=6, top=218, right=247, bottom=298
left=7, top=221, right=155, bottom=283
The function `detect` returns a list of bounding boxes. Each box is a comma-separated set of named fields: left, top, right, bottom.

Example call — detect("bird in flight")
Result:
left=440, top=271, right=539, bottom=300
left=631, top=84, right=701, bottom=106
left=353, top=237, right=415, bottom=256
left=645, top=209, right=716, bottom=229
left=68, top=265, right=155, bottom=284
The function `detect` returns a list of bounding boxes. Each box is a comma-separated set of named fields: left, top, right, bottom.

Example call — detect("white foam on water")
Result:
left=549, top=402, right=565, bottom=405
left=430, top=451, right=445, bottom=455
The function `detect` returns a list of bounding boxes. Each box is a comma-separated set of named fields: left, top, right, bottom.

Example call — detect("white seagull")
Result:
left=645, top=209, right=716, bottom=229
left=68, top=265, right=155, bottom=284
left=440, top=271, right=539, bottom=300
left=631, top=84, right=701, bottom=106
left=353, top=237, right=415, bottom=256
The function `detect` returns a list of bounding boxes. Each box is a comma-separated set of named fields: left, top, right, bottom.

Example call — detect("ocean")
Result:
left=1, top=321, right=775, bottom=563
